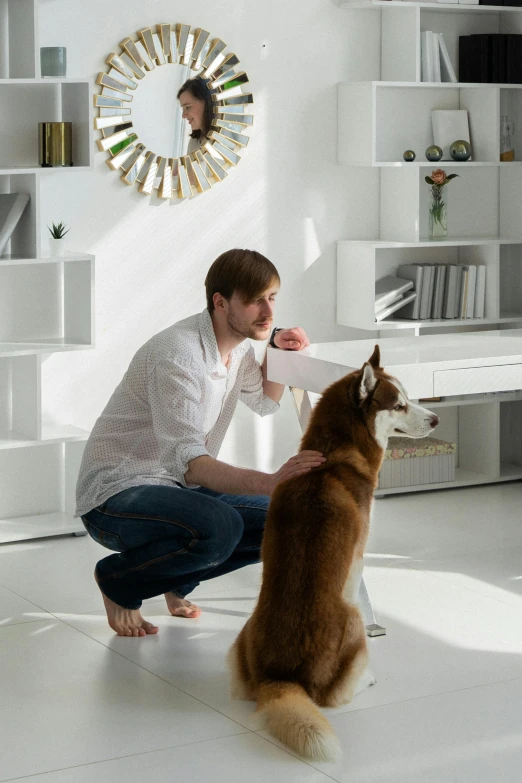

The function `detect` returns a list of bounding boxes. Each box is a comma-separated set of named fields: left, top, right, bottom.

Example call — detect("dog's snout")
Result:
left=430, top=414, right=439, bottom=428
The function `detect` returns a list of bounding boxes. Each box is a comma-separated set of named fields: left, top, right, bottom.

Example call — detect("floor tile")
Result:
left=0, top=582, right=53, bottom=627
left=3, top=733, right=330, bottom=783
left=269, top=677, right=522, bottom=782
left=404, top=544, right=522, bottom=608
left=0, top=620, right=246, bottom=781
left=368, top=482, right=522, bottom=560
left=0, top=535, right=262, bottom=615
left=58, top=587, right=262, bottom=730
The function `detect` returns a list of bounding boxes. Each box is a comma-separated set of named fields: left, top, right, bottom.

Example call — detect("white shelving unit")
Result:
left=333, top=0, right=522, bottom=494
left=0, top=0, right=94, bottom=542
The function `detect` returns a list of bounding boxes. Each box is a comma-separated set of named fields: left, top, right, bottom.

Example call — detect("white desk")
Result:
left=267, top=328, right=522, bottom=637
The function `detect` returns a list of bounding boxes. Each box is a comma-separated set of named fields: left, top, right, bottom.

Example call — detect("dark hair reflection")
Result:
left=177, top=77, right=214, bottom=140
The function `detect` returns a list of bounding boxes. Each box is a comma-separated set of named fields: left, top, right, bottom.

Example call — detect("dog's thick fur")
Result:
left=228, top=346, right=438, bottom=761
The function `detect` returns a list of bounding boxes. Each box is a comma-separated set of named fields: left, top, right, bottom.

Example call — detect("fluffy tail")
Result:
left=257, top=681, right=341, bottom=762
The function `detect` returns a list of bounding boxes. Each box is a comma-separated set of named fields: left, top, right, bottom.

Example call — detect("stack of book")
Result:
left=378, top=436, right=456, bottom=490
left=459, top=34, right=522, bottom=83
left=421, top=31, right=457, bottom=83
left=374, top=275, right=417, bottom=322
left=378, top=263, right=487, bottom=322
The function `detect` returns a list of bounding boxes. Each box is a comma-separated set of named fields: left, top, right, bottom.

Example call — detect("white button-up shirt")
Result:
left=75, top=309, right=279, bottom=517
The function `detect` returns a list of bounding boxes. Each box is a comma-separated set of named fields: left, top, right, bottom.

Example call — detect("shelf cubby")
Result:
left=337, top=240, right=522, bottom=330
left=0, top=255, right=94, bottom=348
left=0, top=79, right=93, bottom=169
left=375, top=398, right=522, bottom=496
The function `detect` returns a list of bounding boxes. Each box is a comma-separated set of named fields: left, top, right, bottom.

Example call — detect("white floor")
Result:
left=1, top=482, right=522, bottom=782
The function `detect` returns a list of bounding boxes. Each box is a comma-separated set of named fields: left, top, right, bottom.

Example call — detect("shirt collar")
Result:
left=198, top=309, right=250, bottom=379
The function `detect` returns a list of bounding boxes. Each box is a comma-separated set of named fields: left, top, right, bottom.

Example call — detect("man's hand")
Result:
left=273, top=327, right=310, bottom=351
left=266, top=450, right=325, bottom=493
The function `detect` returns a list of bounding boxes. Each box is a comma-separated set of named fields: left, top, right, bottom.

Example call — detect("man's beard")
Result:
left=226, top=315, right=268, bottom=341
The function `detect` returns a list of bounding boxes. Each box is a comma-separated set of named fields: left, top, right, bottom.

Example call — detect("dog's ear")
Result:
left=368, top=344, right=380, bottom=369
left=359, top=362, right=377, bottom=401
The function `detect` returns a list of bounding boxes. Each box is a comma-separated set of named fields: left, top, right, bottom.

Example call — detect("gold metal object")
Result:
left=39, top=122, right=73, bottom=167
left=95, top=23, right=252, bottom=199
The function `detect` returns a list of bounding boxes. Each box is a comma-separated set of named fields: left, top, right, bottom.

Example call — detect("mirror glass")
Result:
left=130, top=62, right=192, bottom=159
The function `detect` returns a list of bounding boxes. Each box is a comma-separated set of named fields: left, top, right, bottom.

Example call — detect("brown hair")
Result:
left=205, top=249, right=280, bottom=312
left=177, top=77, right=214, bottom=139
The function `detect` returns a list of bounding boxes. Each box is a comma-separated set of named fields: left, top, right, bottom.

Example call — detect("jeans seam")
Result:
left=92, top=507, right=200, bottom=540
left=99, top=537, right=200, bottom=580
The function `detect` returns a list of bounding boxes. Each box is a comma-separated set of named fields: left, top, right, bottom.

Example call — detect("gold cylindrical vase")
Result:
left=38, top=122, right=73, bottom=167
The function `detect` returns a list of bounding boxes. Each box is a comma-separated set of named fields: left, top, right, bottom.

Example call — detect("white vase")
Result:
left=48, top=237, right=65, bottom=257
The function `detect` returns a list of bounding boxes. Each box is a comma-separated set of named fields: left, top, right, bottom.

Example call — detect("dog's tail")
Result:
left=256, top=680, right=341, bottom=762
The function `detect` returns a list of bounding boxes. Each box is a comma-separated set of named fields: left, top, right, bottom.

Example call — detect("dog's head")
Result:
left=359, top=345, right=439, bottom=448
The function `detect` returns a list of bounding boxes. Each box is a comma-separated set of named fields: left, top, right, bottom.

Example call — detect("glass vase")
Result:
left=429, top=184, right=447, bottom=239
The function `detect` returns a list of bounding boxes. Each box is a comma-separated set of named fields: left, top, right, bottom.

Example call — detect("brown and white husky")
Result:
left=228, top=345, right=439, bottom=761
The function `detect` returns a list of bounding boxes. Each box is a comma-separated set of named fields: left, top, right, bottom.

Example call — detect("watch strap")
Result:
left=269, top=327, right=284, bottom=348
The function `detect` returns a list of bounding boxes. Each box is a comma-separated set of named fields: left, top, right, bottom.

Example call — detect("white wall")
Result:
left=38, top=0, right=381, bottom=470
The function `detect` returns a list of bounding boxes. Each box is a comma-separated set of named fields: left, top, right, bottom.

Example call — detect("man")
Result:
left=76, top=248, right=324, bottom=637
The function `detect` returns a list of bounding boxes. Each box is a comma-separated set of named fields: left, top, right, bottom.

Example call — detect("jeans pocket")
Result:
left=82, top=517, right=124, bottom=552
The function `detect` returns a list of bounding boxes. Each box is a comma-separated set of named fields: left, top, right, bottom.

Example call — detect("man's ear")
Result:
left=359, top=362, right=377, bottom=401
left=213, top=292, right=227, bottom=312
left=368, top=344, right=380, bottom=369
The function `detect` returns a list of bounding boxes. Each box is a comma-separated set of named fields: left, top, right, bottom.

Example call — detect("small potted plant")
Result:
left=48, top=221, right=70, bottom=256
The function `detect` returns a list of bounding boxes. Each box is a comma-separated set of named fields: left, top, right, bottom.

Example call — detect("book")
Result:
left=463, top=265, right=477, bottom=318
left=474, top=265, right=486, bottom=318
left=431, top=264, right=447, bottom=319
left=459, top=35, right=472, bottom=82
left=375, top=275, right=415, bottom=314
left=459, top=268, right=469, bottom=318
left=468, top=34, right=491, bottom=83
left=395, top=264, right=424, bottom=319
left=0, top=193, right=30, bottom=256
left=438, top=34, right=458, bottom=83
left=430, top=31, right=442, bottom=82
left=421, top=31, right=434, bottom=82
left=375, top=291, right=417, bottom=322
left=442, top=264, right=462, bottom=318
left=418, top=264, right=435, bottom=320
left=506, top=35, right=522, bottom=84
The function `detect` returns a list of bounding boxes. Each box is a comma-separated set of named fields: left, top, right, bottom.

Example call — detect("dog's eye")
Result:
left=394, top=403, right=405, bottom=411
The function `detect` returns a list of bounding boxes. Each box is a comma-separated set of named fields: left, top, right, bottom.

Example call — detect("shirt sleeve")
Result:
left=239, top=346, right=280, bottom=417
left=148, top=343, right=209, bottom=488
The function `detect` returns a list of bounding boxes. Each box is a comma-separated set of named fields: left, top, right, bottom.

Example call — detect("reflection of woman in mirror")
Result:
left=177, top=77, right=214, bottom=154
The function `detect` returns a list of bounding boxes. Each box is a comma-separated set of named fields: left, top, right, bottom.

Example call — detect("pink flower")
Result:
left=431, top=169, right=447, bottom=185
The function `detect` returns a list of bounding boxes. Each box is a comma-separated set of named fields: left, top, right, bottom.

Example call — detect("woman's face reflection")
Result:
left=179, top=90, right=206, bottom=134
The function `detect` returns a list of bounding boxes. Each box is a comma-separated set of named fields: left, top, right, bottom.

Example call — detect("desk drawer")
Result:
left=433, top=363, right=522, bottom=396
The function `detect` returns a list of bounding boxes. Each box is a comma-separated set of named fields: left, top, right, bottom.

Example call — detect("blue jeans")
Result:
left=81, top=485, right=269, bottom=610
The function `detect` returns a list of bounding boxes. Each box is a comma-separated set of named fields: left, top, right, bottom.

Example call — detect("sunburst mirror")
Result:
left=94, top=24, right=253, bottom=199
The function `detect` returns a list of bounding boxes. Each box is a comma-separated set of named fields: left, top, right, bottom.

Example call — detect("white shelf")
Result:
left=0, top=342, right=93, bottom=357
left=417, top=390, right=522, bottom=407
left=375, top=464, right=522, bottom=496
left=378, top=314, right=522, bottom=330
left=0, top=252, right=94, bottom=266
left=0, top=513, right=86, bottom=544
left=0, top=166, right=93, bottom=175
left=350, top=80, right=522, bottom=88
left=339, top=238, right=522, bottom=247
left=337, top=0, right=522, bottom=11
left=374, top=161, right=522, bottom=168
left=0, top=425, right=89, bottom=450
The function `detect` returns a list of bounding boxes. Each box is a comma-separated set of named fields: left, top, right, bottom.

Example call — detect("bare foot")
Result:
left=95, top=571, right=159, bottom=637
left=165, top=593, right=201, bottom=619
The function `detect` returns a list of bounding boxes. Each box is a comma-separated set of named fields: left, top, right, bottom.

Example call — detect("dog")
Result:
left=228, top=345, right=439, bottom=761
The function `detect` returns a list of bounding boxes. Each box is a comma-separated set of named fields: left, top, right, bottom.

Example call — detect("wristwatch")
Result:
left=269, top=327, right=284, bottom=348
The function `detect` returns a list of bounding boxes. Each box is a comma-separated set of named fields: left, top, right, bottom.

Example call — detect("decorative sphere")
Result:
left=450, top=139, right=471, bottom=161
left=403, top=149, right=416, bottom=162
left=425, top=145, right=443, bottom=162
